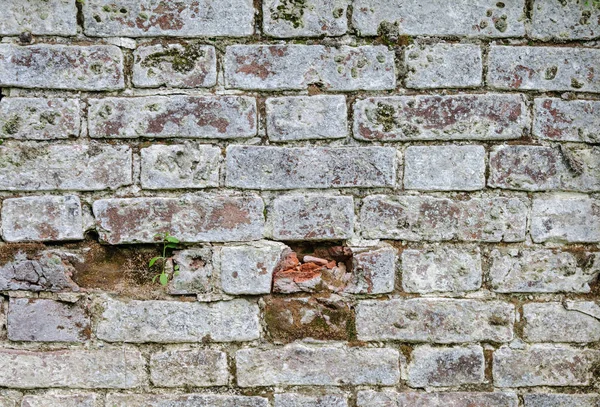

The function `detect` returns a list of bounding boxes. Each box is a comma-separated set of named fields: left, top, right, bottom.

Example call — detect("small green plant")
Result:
left=149, top=232, right=180, bottom=286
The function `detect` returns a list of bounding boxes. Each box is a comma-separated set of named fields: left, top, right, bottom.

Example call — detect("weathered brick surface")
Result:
left=7, top=298, right=89, bottom=342
left=489, top=249, right=599, bottom=293
left=226, top=146, right=396, bottom=189
left=360, top=195, right=527, bottom=242
left=1, top=195, right=83, bottom=242
left=530, top=196, right=600, bottom=243
left=404, top=145, right=485, bottom=191
left=488, top=46, right=600, bottom=93
left=0, top=98, right=80, bottom=140
left=224, top=45, right=395, bottom=90
left=353, top=94, right=528, bottom=141
left=493, top=345, right=600, bottom=387
left=523, top=302, right=600, bottom=343
left=150, top=349, right=229, bottom=387
left=357, top=390, right=518, bottom=407
left=489, top=145, right=600, bottom=192
left=401, top=247, right=482, bottom=293
left=93, top=194, right=264, bottom=244
left=263, top=0, right=349, bottom=37
left=0, top=391, right=20, bottom=407
left=533, top=98, right=600, bottom=143
left=133, top=43, right=217, bottom=88
left=106, top=394, right=268, bottom=407
left=524, top=394, right=600, bottom=407
left=21, top=393, right=100, bottom=407
left=96, top=298, right=260, bottom=342
left=0, top=45, right=123, bottom=91
left=405, top=43, right=482, bottom=89
left=0, top=251, right=79, bottom=292
left=236, top=344, right=401, bottom=386
left=530, top=0, right=600, bottom=40
left=88, top=96, right=257, bottom=139
left=268, top=195, right=354, bottom=241
left=0, top=349, right=145, bottom=389
left=1, top=0, right=77, bottom=35
left=408, top=345, right=484, bottom=387
left=345, top=245, right=397, bottom=294
left=140, top=144, right=221, bottom=189
left=266, top=96, right=347, bottom=141
left=274, top=393, right=348, bottom=407
left=169, top=248, right=215, bottom=295
left=356, top=299, right=514, bottom=343
left=83, top=0, right=255, bottom=37
left=352, top=0, right=525, bottom=37
left=0, top=144, right=132, bottom=191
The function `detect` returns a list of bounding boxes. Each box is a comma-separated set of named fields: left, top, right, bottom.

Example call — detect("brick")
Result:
left=493, top=345, right=600, bottom=387
left=531, top=196, right=600, bottom=243
left=356, top=299, right=514, bottom=343
left=106, top=394, right=268, bottom=407
left=83, top=0, right=255, bottom=37
left=268, top=195, right=354, bottom=241
left=133, top=43, right=217, bottom=88
left=531, top=0, right=600, bottom=40
left=351, top=0, right=525, bottom=37
left=0, top=44, right=123, bottom=91
left=96, top=298, right=260, bottom=342
left=1, top=195, right=83, bottom=242
left=140, top=144, right=221, bottom=190
left=489, top=145, right=600, bottom=192
left=360, top=195, right=527, bottom=242
left=0, top=251, right=79, bottom=292
left=7, top=298, right=89, bottom=342
left=226, top=146, right=396, bottom=189
left=0, top=391, right=20, bottom=407
left=401, top=247, right=482, bottom=293
left=0, top=98, right=80, bottom=140
left=534, top=98, right=600, bottom=143
left=169, top=248, right=215, bottom=295
left=357, top=390, right=518, bottom=407
left=405, top=43, right=482, bottom=89
left=489, top=249, right=599, bottom=293
left=524, top=394, right=600, bottom=407
left=263, top=0, right=349, bottom=37
left=220, top=241, right=287, bottom=295
left=266, top=95, right=347, bottom=141
left=0, top=144, right=132, bottom=191
left=404, top=145, right=485, bottom=191
left=523, top=302, right=600, bottom=343
left=150, top=349, right=228, bottom=387
left=224, top=45, right=395, bottom=91
left=0, top=349, right=145, bottom=389
left=353, top=94, right=527, bottom=141
left=21, top=393, right=99, bottom=407
left=487, top=46, right=600, bottom=93
left=274, top=393, right=348, bottom=407
left=408, top=345, right=484, bottom=387
left=1, top=0, right=77, bottom=35
left=88, top=96, right=257, bottom=139
left=93, top=194, right=264, bottom=244
left=345, top=245, right=397, bottom=294
left=236, top=344, right=401, bottom=386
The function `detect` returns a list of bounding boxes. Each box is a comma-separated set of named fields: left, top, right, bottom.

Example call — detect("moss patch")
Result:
left=271, top=0, right=307, bottom=29
left=141, top=43, right=205, bottom=74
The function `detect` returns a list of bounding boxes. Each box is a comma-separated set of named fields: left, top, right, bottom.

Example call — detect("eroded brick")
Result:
left=523, top=302, right=600, bottom=343
left=236, top=344, right=401, bottom=386
left=356, top=299, right=514, bottom=343
left=96, top=297, right=260, bottom=342
left=0, top=98, right=80, bottom=140
left=488, top=46, right=600, bottom=92
left=360, top=195, right=527, bottom=242
left=93, top=194, right=264, bottom=244
left=106, top=394, right=268, bottom=407
left=88, top=96, right=257, bottom=139
left=345, top=245, right=397, bottom=294
left=266, top=95, right=347, bottom=141
left=275, top=393, right=348, bottom=407
left=226, top=146, right=396, bottom=189
left=150, top=349, right=228, bottom=387
left=263, top=0, right=349, bottom=37
left=140, top=144, right=221, bottom=189
left=530, top=196, right=600, bottom=243
left=21, top=393, right=99, bottom=407
left=408, top=345, right=484, bottom=387
left=531, top=0, right=600, bottom=40
left=0, top=144, right=132, bottom=191
left=0, top=251, right=79, bottom=292
left=357, top=390, right=518, bottom=407
left=524, top=394, right=600, bottom=407
left=83, top=0, right=255, bottom=37
left=405, top=43, right=482, bottom=89
left=1, top=195, right=83, bottom=242
left=1, top=0, right=77, bottom=35
left=224, top=45, right=395, bottom=90
left=534, top=98, right=600, bottom=143
left=169, top=248, right=215, bottom=295
left=353, top=94, right=528, bottom=141
left=133, top=43, right=217, bottom=88
left=0, top=45, right=123, bottom=91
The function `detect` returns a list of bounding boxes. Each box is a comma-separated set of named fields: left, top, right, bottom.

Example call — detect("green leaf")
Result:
left=174, top=264, right=180, bottom=271
left=165, top=243, right=178, bottom=249
left=174, top=271, right=180, bottom=277
left=166, top=236, right=179, bottom=244
left=159, top=273, right=168, bottom=286
left=149, top=256, right=162, bottom=267
left=152, top=274, right=159, bottom=283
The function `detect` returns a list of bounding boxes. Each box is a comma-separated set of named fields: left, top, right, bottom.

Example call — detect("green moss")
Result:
left=141, top=43, right=205, bottom=74
left=332, top=7, right=344, bottom=18
left=494, top=15, right=508, bottom=32
left=374, top=103, right=397, bottom=132
left=271, top=0, right=307, bottom=29
left=2, top=115, right=21, bottom=135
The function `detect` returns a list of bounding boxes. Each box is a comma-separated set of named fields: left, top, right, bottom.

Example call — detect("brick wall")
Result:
left=0, top=0, right=599, bottom=405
